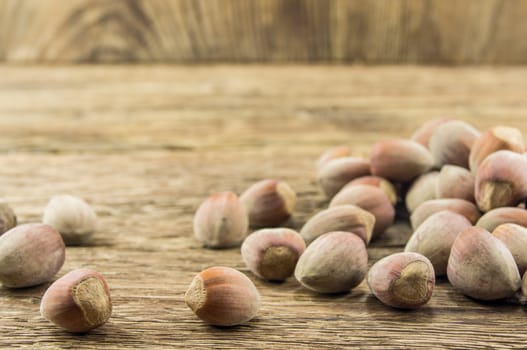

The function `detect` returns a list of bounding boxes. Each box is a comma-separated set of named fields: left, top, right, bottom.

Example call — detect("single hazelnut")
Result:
left=447, top=226, right=521, bottom=300
left=522, top=271, right=527, bottom=297
left=475, top=150, right=527, bottom=212
left=0, top=224, right=65, bottom=288
left=492, top=223, right=527, bottom=276
left=185, top=266, right=260, bottom=326
left=346, top=175, right=398, bottom=205
left=40, top=269, right=112, bottom=333
left=43, top=194, right=97, bottom=246
left=316, top=157, right=370, bottom=198
left=240, top=180, right=296, bottom=227
left=370, top=139, right=434, bottom=183
left=435, top=165, right=475, bottom=202
left=476, top=207, right=527, bottom=232
left=0, top=202, right=16, bottom=235
left=410, top=199, right=481, bottom=230
left=294, top=231, right=368, bottom=294
left=469, top=126, right=525, bottom=173
left=241, top=228, right=305, bottom=281
left=410, top=118, right=452, bottom=147
left=316, top=146, right=351, bottom=170
left=405, top=172, right=439, bottom=213
left=330, top=184, right=394, bottom=238
left=404, top=211, right=472, bottom=276
left=300, top=205, right=375, bottom=245
left=367, top=252, right=435, bottom=309
left=193, top=191, right=248, bottom=248
left=428, top=120, right=480, bottom=168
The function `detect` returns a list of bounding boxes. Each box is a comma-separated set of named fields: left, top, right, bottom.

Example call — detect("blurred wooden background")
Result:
left=1, top=0, right=526, bottom=64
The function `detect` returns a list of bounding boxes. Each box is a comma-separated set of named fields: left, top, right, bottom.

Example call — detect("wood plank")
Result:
left=2, top=0, right=527, bottom=63
left=0, top=65, right=527, bottom=348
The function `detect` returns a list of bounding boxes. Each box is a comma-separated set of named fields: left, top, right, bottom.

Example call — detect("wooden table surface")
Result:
left=1, top=65, right=527, bottom=349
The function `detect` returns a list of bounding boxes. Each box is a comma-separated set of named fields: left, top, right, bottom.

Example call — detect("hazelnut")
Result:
left=435, top=165, right=475, bottom=202
left=346, top=175, right=398, bottom=205
left=410, top=199, right=480, bottom=230
left=193, top=191, right=248, bottom=248
left=428, top=120, right=480, bottom=168
left=294, top=231, right=368, bottom=294
left=0, top=224, right=65, bottom=288
left=240, top=180, right=296, bottom=227
left=475, top=150, right=527, bottom=212
left=316, top=157, right=370, bottom=198
left=367, top=252, right=435, bottom=309
left=404, top=211, right=472, bottom=276
left=522, top=271, right=527, bottom=297
left=300, top=205, right=375, bottom=245
left=492, top=223, right=527, bottom=276
left=330, top=184, right=395, bottom=238
left=0, top=202, right=16, bottom=235
left=316, top=146, right=351, bottom=170
left=410, top=118, right=452, bottom=147
left=241, top=228, right=305, bottom=281
left=185, top=266, right=260, bottom=326
left=370, top=139, right=433, bottom=183
left=43, top=194, right=97, bottom=246
left=405, top=172, right=439, bottom=213
left=447, top=226, right=521, bottom=300
left=469, top=126, right=525, bottom=173
left=476, top=207, right=527, bottom=232
left=40, top=269, right=112, bottom=333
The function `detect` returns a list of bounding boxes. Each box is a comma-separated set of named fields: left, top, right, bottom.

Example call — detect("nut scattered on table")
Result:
left=43, top=194, right=97, bottom=246
left=316, top=157, right=371, bottom=198
left=316, top=145, right=351, bottom=170
left=185, top=266, right=260, bottom=327
left=476, top=207, right=527, bottom=232
left=492, top=223, right=527, bottom=276
left=410, top=198, right=481, bottom=230
left=410, top=118, right=451, bottom=147
left=193, top=191, right=248, bottom=248
left=345, top=175, right=398, bottom=206
left=40, top=268, right=112, bottom=333
left=435, top=165, right=475, bottom=202
left=241, top=228, right=305, bottom=281
left=0, top=202, right=16, bottom=236
left=405, top=171, right=439, bottom=213
left=0, top=223, right=65, bottom=288
left=428, top=120, right=480, bottom=168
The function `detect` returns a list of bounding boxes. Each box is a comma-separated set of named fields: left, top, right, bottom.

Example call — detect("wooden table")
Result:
left=1, top=65, right=526, bottom=349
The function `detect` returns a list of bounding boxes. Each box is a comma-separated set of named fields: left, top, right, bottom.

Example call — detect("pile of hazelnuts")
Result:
left=187, top=119, right=527, bottom=327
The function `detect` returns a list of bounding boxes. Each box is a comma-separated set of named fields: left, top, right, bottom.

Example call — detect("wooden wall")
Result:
left=1, top=0, right=526, bottom=64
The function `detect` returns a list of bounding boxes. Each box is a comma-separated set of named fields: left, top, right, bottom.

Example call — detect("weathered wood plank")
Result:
left=0, top=66, right=527, bottom=348
left=2, top=0, right=527, bottom=63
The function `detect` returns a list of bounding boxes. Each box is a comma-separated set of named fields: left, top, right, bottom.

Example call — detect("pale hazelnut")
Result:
left=0, top=202, right=16, bottom=235
left=447, top=226, right=521, bottom=300
left=367, top=252, right=435, bottom=309
left=345, top=175, right=398, bottom=205
left=40, top=269, right=111, bottom=333
left=410, top=199, right=481, bottom=230
left=185, top=266, right=260, bottom=326
left=194, top=191, right=248, bottom=248
left=317, top=157, right=370, bottom=198
left=241, top=228, right=305, bottom=281
left=240, top=180, right=296, bottom=227
left=476, top=207, right=527, bottom=232
left=410, top=118, right=452, bottom=147
left=428, top=120, right=480, bottom=168
left=43, top=194, right=97, bottom=246
left=435, top=165, right=475, bottom=202
left=492, top=223, right=527, bottom=276
left=295, top=231, right=368, bottom=294
left=316, top=146, right=351, bottom=170
left=405, top=172, right=439, bottom=213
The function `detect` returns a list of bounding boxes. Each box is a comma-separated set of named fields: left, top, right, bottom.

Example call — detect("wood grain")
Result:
left=1, top=65, right=527, bottom=349
left=2, top=0, right=527, bottom=63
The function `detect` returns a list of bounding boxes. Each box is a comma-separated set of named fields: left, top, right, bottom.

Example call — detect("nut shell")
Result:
left=475, top=150, right=527, bottom=212
left=40, top=269, right=112, bottom=333
left=295, top=231, right=368, bottom=294
left=436, top=165, right=475, bottom=202
left=492, top=223, right=527, bottom=276
left=367, top=252, right=435, bottom=309
left=405, top=211, right=472, bottom=276
left=429, top=120, right=480, bottom=168
left=405, top=172, right=439, bottom=213
left=410, top=199, right=481, bottom=230
left=476, top=207, right=527, bottom=232
left=185, top=266, right=260, bottom=326
left=0, top=223, right=65, bottom=288
left=316, top=146, right=351, bottom=170
left=317, top=157, right=370, bottom=198
left=0, top=202, right=16, bottom=236
left=370, top=139, right=433, bottom=182
left=43, top=194, right=97, bottom=246
left=241, top=228, right=305, bottom=281
left=345, top=176, right=398, bottom=205
left=411, top=118, right=452, bottom=147
left=300, top=205, right=375, bottom=245
left=447, top=226, right=521, bottom=300
left=240, top=180, right=296, bottom=227
left=193, top=191, right=248, bottom=248
left=330, top=184, right=395, bottom=238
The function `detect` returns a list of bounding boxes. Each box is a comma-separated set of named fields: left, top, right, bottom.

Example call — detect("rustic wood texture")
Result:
left=2, top=0, right=527, bottom=64
left=1, top=65, right=527, bottom=349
